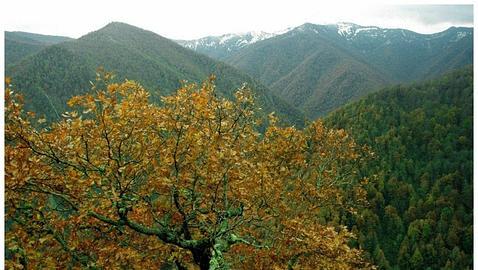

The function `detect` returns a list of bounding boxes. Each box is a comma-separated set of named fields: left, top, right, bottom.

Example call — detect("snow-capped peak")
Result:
left=333, top=22, right=387, bottom=40
left=218, top=33, right=237, bottom=44
left=452, top=31, right=470, bottom=42
left=246, top=31, right=276, bottom=44
left=177, top=28, right=290, bottom=54
left=337, top=22, right=356, bottom=37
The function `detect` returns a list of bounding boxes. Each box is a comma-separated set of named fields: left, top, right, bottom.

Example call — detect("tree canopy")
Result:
left=5, top=74, right=372, bottom=269
left=325, top=66, right=473, bottom=269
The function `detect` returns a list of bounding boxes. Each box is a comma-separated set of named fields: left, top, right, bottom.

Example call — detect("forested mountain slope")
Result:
left=325, top=66, right=473, bottom=269
left=295, top=23, right=473, bottom=82
left=185, top=23, right=472, bottom=119
left=5, top=31, right=73, bottom=67
left=6, top=23, right=304, bottom=126
left=225, top=24, right=391, bottom=118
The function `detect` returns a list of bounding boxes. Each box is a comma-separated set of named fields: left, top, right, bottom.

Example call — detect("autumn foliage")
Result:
left=5, top=74, right=373, bottom=269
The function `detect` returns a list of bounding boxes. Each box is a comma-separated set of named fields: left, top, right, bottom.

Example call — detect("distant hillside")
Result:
left=325, top=66, right=473, bottom=269
left=224, top=23, right=392, bottom=118
left=313, top=23, right=473, bottom=82
left=5, top=31, right=73, bottom=67
left=6, top=23, right=305, bottom=127
left=180, top=23, right=473, bottom=119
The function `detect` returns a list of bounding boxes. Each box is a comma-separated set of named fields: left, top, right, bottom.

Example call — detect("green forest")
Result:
left=326, top=66, right=473, bottom=269
left=6, top=23, right=305, bottom=127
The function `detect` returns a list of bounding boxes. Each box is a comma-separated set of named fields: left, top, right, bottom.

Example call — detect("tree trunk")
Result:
left=191, top=247, right=212, bottom=270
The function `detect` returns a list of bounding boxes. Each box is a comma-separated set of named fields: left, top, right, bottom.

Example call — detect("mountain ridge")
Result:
left=176, top=28, right=291, bottom=60
left=5, top=21, right=472, bottom=122
left=176, top=22, right=472, bottom=62
left=6, top=22, right=305, bottom=126
left=5, top=31, right=73, bottom=67
left=193, top=22, right=472, bottom=118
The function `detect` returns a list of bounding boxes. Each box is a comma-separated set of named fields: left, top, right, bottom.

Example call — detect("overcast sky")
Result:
left=1, top=0, right=474, bottom=39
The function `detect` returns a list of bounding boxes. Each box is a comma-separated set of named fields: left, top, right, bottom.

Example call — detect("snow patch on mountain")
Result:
left=219, top=34, right=235, bottom=44
left=337, top=23, right=355, bottom=37
left=178, top=29, right=288, bottom=52
left=177, top=23, right=473, bottom=59
left=452, top=31, right=470, bottom=42
left=334, top=23, right=388, bottom=40
left=355, top=27, right=379, bottom=34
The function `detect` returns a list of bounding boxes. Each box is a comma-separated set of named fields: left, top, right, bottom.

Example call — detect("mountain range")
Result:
left=179, top=22, right=473, bottom=118
left=5, top=22, right=305, bottom=126
left=5, top=22, right=473, bottom=122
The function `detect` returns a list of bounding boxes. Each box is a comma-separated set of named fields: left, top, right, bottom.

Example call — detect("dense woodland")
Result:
left=6, top=23, right=305, bottom=127
left=4, top=22, right=474, bottom=269
left=5, top=31, right=73, bottom=67
left=326, top=67, right=473, bottom=269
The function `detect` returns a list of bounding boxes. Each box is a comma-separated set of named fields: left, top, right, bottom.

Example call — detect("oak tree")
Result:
left=5, top=74, right=372, bottom=269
